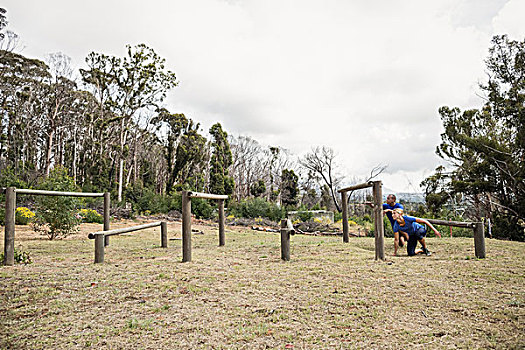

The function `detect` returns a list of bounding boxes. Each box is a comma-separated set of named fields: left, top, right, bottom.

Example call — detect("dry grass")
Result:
left=1, top=219, right=524, bottom=349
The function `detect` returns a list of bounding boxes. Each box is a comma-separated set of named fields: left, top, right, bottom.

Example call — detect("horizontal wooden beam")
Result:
left=88, top=221, right=162, bottom=239
left=338, top=182, right=373, bottom=193
left=13, top=188, right=104, bottom=197
left=426, top=218, right=476, bottom=229
left=188, top=191, right=228, bottom=200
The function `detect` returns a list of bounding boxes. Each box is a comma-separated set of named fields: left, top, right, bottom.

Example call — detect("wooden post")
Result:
left=94, top=233, right=105, bottom=263
left=103, top=192, right=110, bottom=246
left=218, top=199, right=225, bottom=246
left=473, top=222, right=486, bottom=259
left=341, top=191, right=349, bottom=243
left=161, top=221, right=168, bottom=248
left=280, top=219, right=290, bottom=261
left=182, top=191, right=192, bottom=262
left=372, top=181, right=385, bottom=260
left=4, top=187, right=16, bottom=266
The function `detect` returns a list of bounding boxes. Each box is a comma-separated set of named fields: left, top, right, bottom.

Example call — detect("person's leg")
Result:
left=416, top=227, right=430, bottom=255
left=407, top=235, right=418, bottom=256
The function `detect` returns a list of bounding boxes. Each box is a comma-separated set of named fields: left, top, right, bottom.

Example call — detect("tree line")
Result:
left=1, top=9, right=523, bottom=240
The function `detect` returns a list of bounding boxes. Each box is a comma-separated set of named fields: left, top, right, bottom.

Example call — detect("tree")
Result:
left=280, top=169, right=299, bottom=208
left=80, top=44, right=178, bottom=201
left=250, top=179, right=266, bottom=197
left=299, top=146, right=343, bottom=212
left=209, top=123, right=234, bottom=195
left=31, top=167, right=81, bottom=240
left=425, top=35, right=525, bottom=240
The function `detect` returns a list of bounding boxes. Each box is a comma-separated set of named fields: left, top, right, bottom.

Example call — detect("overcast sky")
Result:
left=2, top=0, right=524, bottom=193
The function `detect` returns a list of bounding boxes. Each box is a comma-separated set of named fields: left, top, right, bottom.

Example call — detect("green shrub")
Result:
left=78, top=209, right=104, bottom=224
left=229, top=197, right=284, bottom=222
left=31, top=167, right=81, bottom=240
left=297, top=210, right=314, bottom=222
left=0, top=247, right=32, bottom=264
left=15, top=207, right=35, bottom=225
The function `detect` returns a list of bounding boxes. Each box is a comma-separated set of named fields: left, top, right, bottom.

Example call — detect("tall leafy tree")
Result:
left=424, top=35, right=525, bottom=240
left=209, top=123, right=234, bottom=195
left=80, top=44, right=178, bottom=201
left=280, top=169, right=299, bottom=208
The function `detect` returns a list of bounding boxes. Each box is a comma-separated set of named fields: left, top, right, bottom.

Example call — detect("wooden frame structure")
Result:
left=338, top=181, right=385, bottom=260
left=3, top=187, right=110, bottom=266
left=88, top=221, right=167, bottom=263
left=181, top=191, right=228, bottom=262
left=426, top=219, right=486, bottom=258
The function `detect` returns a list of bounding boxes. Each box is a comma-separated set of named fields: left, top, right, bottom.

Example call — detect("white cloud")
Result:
left=2, top=0, right=520, bottom=192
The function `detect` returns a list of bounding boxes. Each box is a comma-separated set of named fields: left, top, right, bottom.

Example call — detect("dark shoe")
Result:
left=422, top=247, right=431, bottom=256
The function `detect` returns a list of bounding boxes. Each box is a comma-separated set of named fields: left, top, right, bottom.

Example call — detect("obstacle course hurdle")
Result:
left=426, top=219, right=485, bottom=258
left=3, top=187, right=110, bottom=266
left=181, top=191, right=228, bottom=262
left=339, top=181, right=385, bottom=260
left=88, top=221, right=168, bottom=263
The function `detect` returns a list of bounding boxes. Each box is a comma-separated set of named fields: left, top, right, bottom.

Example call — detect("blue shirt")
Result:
left=392, top=215, right=425, bottom=236
left=383, top=202, right=404, bottom=227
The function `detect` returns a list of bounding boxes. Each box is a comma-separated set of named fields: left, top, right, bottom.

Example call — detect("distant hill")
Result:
left=381, top=190, right=425, bottom=203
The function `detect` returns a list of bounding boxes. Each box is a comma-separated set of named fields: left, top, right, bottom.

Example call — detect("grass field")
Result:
left=1, top=220, right=524, bottom=349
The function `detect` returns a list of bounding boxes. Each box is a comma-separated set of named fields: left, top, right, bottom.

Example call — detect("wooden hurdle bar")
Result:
left=338, top=181, right=385, bottom=260
left=181, top=191, right=228, bottom=263
left=3, top=187, right=110, bottom=266
left=88, top=221, right=168, bottom=263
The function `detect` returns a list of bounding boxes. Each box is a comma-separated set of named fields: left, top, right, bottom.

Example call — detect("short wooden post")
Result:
left=161, top=221, right=168, bottom=248
left=341, top=191, right=349, bottom=243
left=4, top=187, right=16, bottom=266
left=372, top=181, right=385, bottom=260
left=94, top=233, right=105, bottom=263
left=218, top=199, right=225, bottom=246
left=103, top=192, right=110, bottom=246
left=473, top=222, right=486, bottom=259
left=280, top=219, right=290, bottom=261
left=182, top=191, right=192, bottom=262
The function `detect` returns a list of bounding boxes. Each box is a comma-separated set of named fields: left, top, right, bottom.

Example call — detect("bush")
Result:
left=15, top=207, right=35, bottom=225
left=297, top=210, right=314, bottom=222
left=78, top=209, right=104, bottom=224
left=228, top=197, right=284, bottom=222
left=31, top=167, right=81, bottom=240
left=0, top=247, right=32, bottom=264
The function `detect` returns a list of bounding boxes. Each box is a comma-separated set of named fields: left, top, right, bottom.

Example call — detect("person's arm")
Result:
left=383, top=208, right=392, bottom=216
left=416, top=218, right=442, bottom=238
left=393, top=231, right=400, bottom=255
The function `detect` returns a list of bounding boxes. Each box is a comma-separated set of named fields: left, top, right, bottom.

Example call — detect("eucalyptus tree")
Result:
left=209, top=123, right=234, bottom=195
left=299, top=146, right=343, bottom=212
left=80, top=44, right=178, bottom=201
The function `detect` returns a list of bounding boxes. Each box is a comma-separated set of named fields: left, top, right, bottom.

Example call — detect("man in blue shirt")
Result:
left=383, top=194, right=405, bottom=251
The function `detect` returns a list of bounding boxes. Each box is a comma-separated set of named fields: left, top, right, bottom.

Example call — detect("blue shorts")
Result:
left=407, top=226, right=427, bottom=256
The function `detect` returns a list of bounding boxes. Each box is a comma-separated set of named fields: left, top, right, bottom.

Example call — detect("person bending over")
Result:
left=389, top=208, right=441, bottom=256
left=383, top=194, right=406, bottom=248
